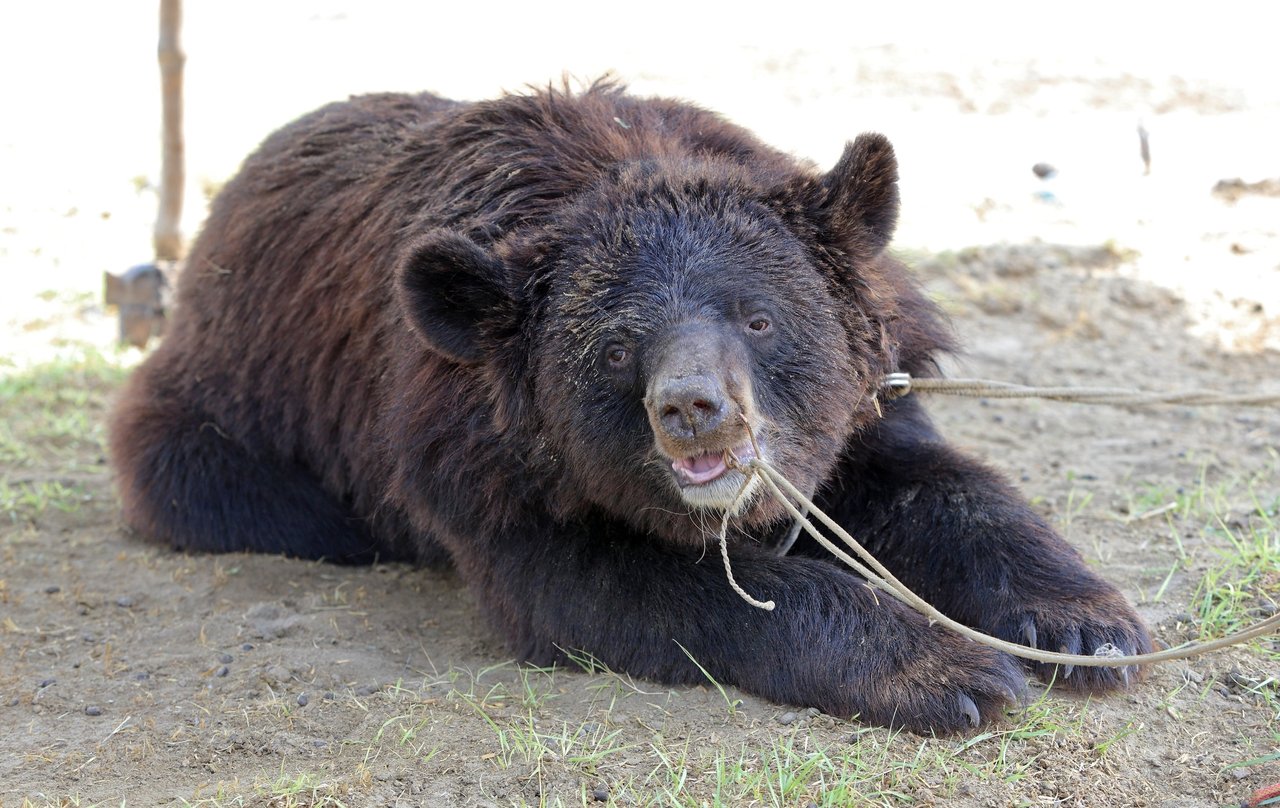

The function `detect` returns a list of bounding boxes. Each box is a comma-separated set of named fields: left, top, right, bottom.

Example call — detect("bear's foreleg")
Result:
left=449, top=519, right=1025, bottom=732
left=815, top=395, right=1152, bottom=690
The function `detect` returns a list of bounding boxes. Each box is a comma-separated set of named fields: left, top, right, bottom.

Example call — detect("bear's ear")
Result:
left=815, top=133, right=900, bottom=258
left=397, top=230, right=517, bottom=365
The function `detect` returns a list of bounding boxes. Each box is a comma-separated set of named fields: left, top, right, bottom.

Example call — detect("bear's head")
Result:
left=398, top=134, right=915, bottom=544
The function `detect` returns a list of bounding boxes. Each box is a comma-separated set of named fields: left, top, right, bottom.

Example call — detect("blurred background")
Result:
left=2, top=0, right=1278, bottom=365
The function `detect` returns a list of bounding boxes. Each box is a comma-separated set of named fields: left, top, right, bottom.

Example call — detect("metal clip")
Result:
left=883, top=372, right=913, bottom=398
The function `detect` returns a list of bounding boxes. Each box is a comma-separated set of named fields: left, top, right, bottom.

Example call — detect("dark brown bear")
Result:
left=109, top=80, right=1150, bottom=733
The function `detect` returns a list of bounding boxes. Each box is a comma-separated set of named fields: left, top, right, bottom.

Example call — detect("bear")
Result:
left=108, top=79, right=1151, bottom=733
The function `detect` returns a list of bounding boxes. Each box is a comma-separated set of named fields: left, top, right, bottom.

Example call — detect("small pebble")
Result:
left=37, top=678, right=56, bottom=689
left=217, top=653, right=234, bottom=664
left=778, top=711, right=798, bottom=725
left=264, top=664, right=291, bottom=684
left=115, top=596, right=135, bottom=608
left=323, top=691, right=336, bottom=701
left=592, top=785, right=609, bottom=802
left=1230, top=768, right=1249, bottom=780
left=296, top=693, right=309, bottom=707
left=85, top=705, right=103, bottom=716
left=1032, top=163, right=1057, bottom=179
left=215, top=666, right=229, bottom=678
left=241, top=643, right=254, bottom=651
left=133, top=672, right=150, bottom=681
left=44, top=585, right=61, bottom=594
left=1227, top=669, right=1255, bottom=689
left=355, top=684, right=379, bottom=697
left=7, top=697, right=19, bottom=707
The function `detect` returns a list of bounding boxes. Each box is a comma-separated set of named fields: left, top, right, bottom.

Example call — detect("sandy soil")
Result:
left=2, top=2, right=1278, bottom=806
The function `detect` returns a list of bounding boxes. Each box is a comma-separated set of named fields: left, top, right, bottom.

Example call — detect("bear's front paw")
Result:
left=831, top=620, right=1026, bottom=734
left=986, top=584, right=1152, bottom=691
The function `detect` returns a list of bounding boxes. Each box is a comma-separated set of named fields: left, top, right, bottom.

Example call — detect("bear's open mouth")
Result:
left=670, top=439, right=758, bottom=487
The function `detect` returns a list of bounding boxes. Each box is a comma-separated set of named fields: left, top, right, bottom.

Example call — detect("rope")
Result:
left=720, top=456, right=1280, bottom=668
left=718, top=473, right=776, bottom=611
left=711, top=376, right=1279, bottom=666
left=882, top=373, right=1280, bottom=407
left=769, top=459, right=1276, bottom=665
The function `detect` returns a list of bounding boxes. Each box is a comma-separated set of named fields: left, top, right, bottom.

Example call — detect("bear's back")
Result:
left=135, top=83, right=809, bottom=536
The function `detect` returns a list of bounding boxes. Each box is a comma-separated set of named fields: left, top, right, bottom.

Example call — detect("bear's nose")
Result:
left=655, top=374, right=727, bottom=440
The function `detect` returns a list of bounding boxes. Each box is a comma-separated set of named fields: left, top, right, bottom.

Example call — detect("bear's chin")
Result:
left=677, top=468, right=763, bottom=514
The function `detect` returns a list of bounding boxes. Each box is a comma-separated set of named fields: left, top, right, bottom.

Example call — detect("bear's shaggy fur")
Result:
left=109, top=81, right=1150, bottom=732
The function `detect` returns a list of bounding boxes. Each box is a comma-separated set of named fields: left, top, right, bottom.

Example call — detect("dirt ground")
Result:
left=2, top=3, right=1278, bottom=806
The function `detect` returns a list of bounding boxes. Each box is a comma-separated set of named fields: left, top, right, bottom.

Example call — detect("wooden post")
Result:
left=105, top=0, right=183, bottom=347
left=154, top=0, right=184, bottom=262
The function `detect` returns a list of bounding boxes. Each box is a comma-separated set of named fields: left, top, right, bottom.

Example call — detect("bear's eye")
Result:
left=746, top=316, right=772, bottom=334
left=604, top=344, right=632, bottom=368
